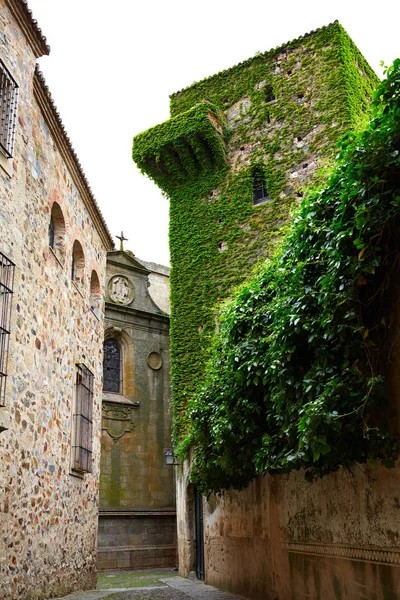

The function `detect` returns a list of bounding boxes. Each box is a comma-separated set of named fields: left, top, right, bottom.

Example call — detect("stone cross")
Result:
left=116, top=231, right=128, bottom=251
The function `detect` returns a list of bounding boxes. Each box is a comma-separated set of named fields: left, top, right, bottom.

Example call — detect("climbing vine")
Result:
left=180, top=60, right=400, bottom=494
left=132, top=22, right=379, bottom=479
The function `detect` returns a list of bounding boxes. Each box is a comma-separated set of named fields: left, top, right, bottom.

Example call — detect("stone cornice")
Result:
left=6, top=0, right=50, bottom=58
left=105, top=302, right=170, bottom=325
left=284, top=541, right=400, bottom=566
left=33, top=67, right=114, bottom=251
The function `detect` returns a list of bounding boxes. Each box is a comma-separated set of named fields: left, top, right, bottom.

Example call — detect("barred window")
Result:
left=0, top=59, right=19, bottom=158
left=103, top=338, right=121, bottom=393
left=0, top=252, right=15, bottom=407
left=71, top=364, right=94, bottom=474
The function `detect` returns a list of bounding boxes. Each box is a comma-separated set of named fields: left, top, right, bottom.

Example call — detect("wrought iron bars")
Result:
left=103, top=338, right=121, bottom=393
left=0, top=59, right=19, bottom=158
left=72, top=364, right=94, bottom=473
left=0, top=252, right=15, bottom=407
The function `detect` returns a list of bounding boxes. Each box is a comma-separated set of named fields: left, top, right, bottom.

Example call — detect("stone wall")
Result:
left=198, top=463, right=400, bottom=599
left=136, top=257, right=171, bottom=315
left=0, top=2, right=112, bottom=598
left=98, top=251, right=176, bottom=570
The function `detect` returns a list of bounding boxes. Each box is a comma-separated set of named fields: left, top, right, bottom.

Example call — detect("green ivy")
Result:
left=132, top=102, right=227, bottom=194
left=181, top=60, right=400, bottom=494
left=132, top=22, right=379, bottom=466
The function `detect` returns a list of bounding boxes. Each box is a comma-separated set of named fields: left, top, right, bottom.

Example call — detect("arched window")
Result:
left=48, top=202, right=66, bottom=263
left=71, top=240, right=85, bottom=284
left=90, top=270, right=101, bottom=314
left=252, top=166, right=270, bottom=205
left=103, top=338, right=121, bottom=393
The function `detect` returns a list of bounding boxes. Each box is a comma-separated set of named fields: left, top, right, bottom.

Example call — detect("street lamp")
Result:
left=164, top=448, right=180, bottom=466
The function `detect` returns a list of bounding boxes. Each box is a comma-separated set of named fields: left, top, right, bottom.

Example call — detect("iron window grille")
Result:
left=72, top=364, right=94, bottom=473
left=0, top=59, right=19, bottom=158
left=0, top=252, right=15, bottom=407
left=103, top=338, right=121, bottom=393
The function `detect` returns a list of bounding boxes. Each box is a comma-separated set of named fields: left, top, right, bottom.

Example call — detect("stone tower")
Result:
left=132, top=22, right=393, bottom=599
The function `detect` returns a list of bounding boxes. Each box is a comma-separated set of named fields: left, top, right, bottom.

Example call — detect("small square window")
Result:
left=71, top=363, right=94, bottom=474
left=0, top=59, right=19, bottom=159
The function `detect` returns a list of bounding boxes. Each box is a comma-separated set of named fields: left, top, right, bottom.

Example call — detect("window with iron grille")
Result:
left=71, top=363, right=94, bottom=474
left=0, top=59, right=19, bottom=158
left=103, top=338, right=121, bottom=393
left=0, top=252, right=15, bottom=407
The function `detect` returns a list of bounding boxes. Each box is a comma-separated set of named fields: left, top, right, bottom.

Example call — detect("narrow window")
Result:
left=252, top=166, right=270, bottom=205
left=0, top=59, right=19, bottom=158
left=48, top=217, right=55, bottom=249
left=71, top=240, right=85, bottom=284
left=48, top=202, right=66, bottom=263
left=0, top=252, right=15, bottom=407
left=89, top=270, right=101, bottom=315
left=265, top=84, right=275, bottom=103
left=71, top=363, right=94, bottom=474
left=103, top=338, right=121, bottom=393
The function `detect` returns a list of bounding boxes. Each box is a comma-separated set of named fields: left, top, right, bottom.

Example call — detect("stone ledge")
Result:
left=99, top=510, right=176, bottom=517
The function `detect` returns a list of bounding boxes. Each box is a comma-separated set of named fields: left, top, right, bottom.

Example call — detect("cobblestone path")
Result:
left=53, top=570, right=246, bottom=600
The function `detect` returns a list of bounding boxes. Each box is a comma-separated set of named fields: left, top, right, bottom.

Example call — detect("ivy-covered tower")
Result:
left=133, top=21, right=378, bottom=443
left=133, top=22, right=382, bottom=594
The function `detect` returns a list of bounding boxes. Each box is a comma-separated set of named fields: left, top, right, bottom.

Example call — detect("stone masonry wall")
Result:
left=0, top=2, right=110, bottom=598
left=98, top=252, right=176, bottom=571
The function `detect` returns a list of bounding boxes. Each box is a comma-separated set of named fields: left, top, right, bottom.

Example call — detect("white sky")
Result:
left=28, top=0, right=400, bottom=266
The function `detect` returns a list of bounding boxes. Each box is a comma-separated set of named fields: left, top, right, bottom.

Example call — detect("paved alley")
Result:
left=53, top=570, right=246, bottom=600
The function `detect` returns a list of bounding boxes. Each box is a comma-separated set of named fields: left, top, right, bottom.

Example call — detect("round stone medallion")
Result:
left=108, top=275, right=134, bottom=305
left=147, top=351, right=163, bottom=370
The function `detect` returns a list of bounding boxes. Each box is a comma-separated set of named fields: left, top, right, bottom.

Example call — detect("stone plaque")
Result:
left=102, top=403, right=136, bottom=442
left=147, top=351, right=163, bottom=370
left=108, top=275, right=134, bottom=305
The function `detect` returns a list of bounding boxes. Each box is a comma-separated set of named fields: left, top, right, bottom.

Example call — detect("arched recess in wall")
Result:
left=90, top=269, right=101, bottom=315
left=71, top=240, right=85, bottom=285
left=48, top=202, right=66, bottom=264
left=103, top=328, right=135, bottom=401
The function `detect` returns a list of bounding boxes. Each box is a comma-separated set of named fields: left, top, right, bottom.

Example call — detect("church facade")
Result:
left=98, top=249, right=176, bottom=571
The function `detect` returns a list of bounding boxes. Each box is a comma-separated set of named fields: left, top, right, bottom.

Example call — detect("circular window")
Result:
left=147, top=352, right=163, bottom=370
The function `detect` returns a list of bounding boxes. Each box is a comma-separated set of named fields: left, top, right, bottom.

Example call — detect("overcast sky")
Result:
left=28, top=0, right=399, bottom=266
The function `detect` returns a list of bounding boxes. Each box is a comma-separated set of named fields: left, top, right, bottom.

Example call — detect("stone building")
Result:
left=133, top=22, right=400, bottom=600
left=98, top=249, right=176, bottom=571
left=0, top=2, right=114, bottom=598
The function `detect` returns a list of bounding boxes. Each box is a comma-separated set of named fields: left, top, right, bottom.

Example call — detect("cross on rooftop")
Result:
left=116, top=231, right=128, bottom=251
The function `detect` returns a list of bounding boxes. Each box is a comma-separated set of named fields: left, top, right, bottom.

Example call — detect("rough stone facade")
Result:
left=98, top=251, right=176, bottom=571
left=133, top=22, right=400, bottom=600
left=0, top=2, right=113, bottom=598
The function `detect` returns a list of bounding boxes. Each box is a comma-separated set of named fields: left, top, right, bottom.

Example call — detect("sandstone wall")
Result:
left=98, top=252, right=176, bottom=570
left=177, top=462, right=400, bottom=599
left=0, top=2, right=110, bottom=597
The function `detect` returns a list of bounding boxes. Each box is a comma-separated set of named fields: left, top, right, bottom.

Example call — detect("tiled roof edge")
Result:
left=34, top=66, right=114, bottom=250
left=6, top=0, right=50, bottom=57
